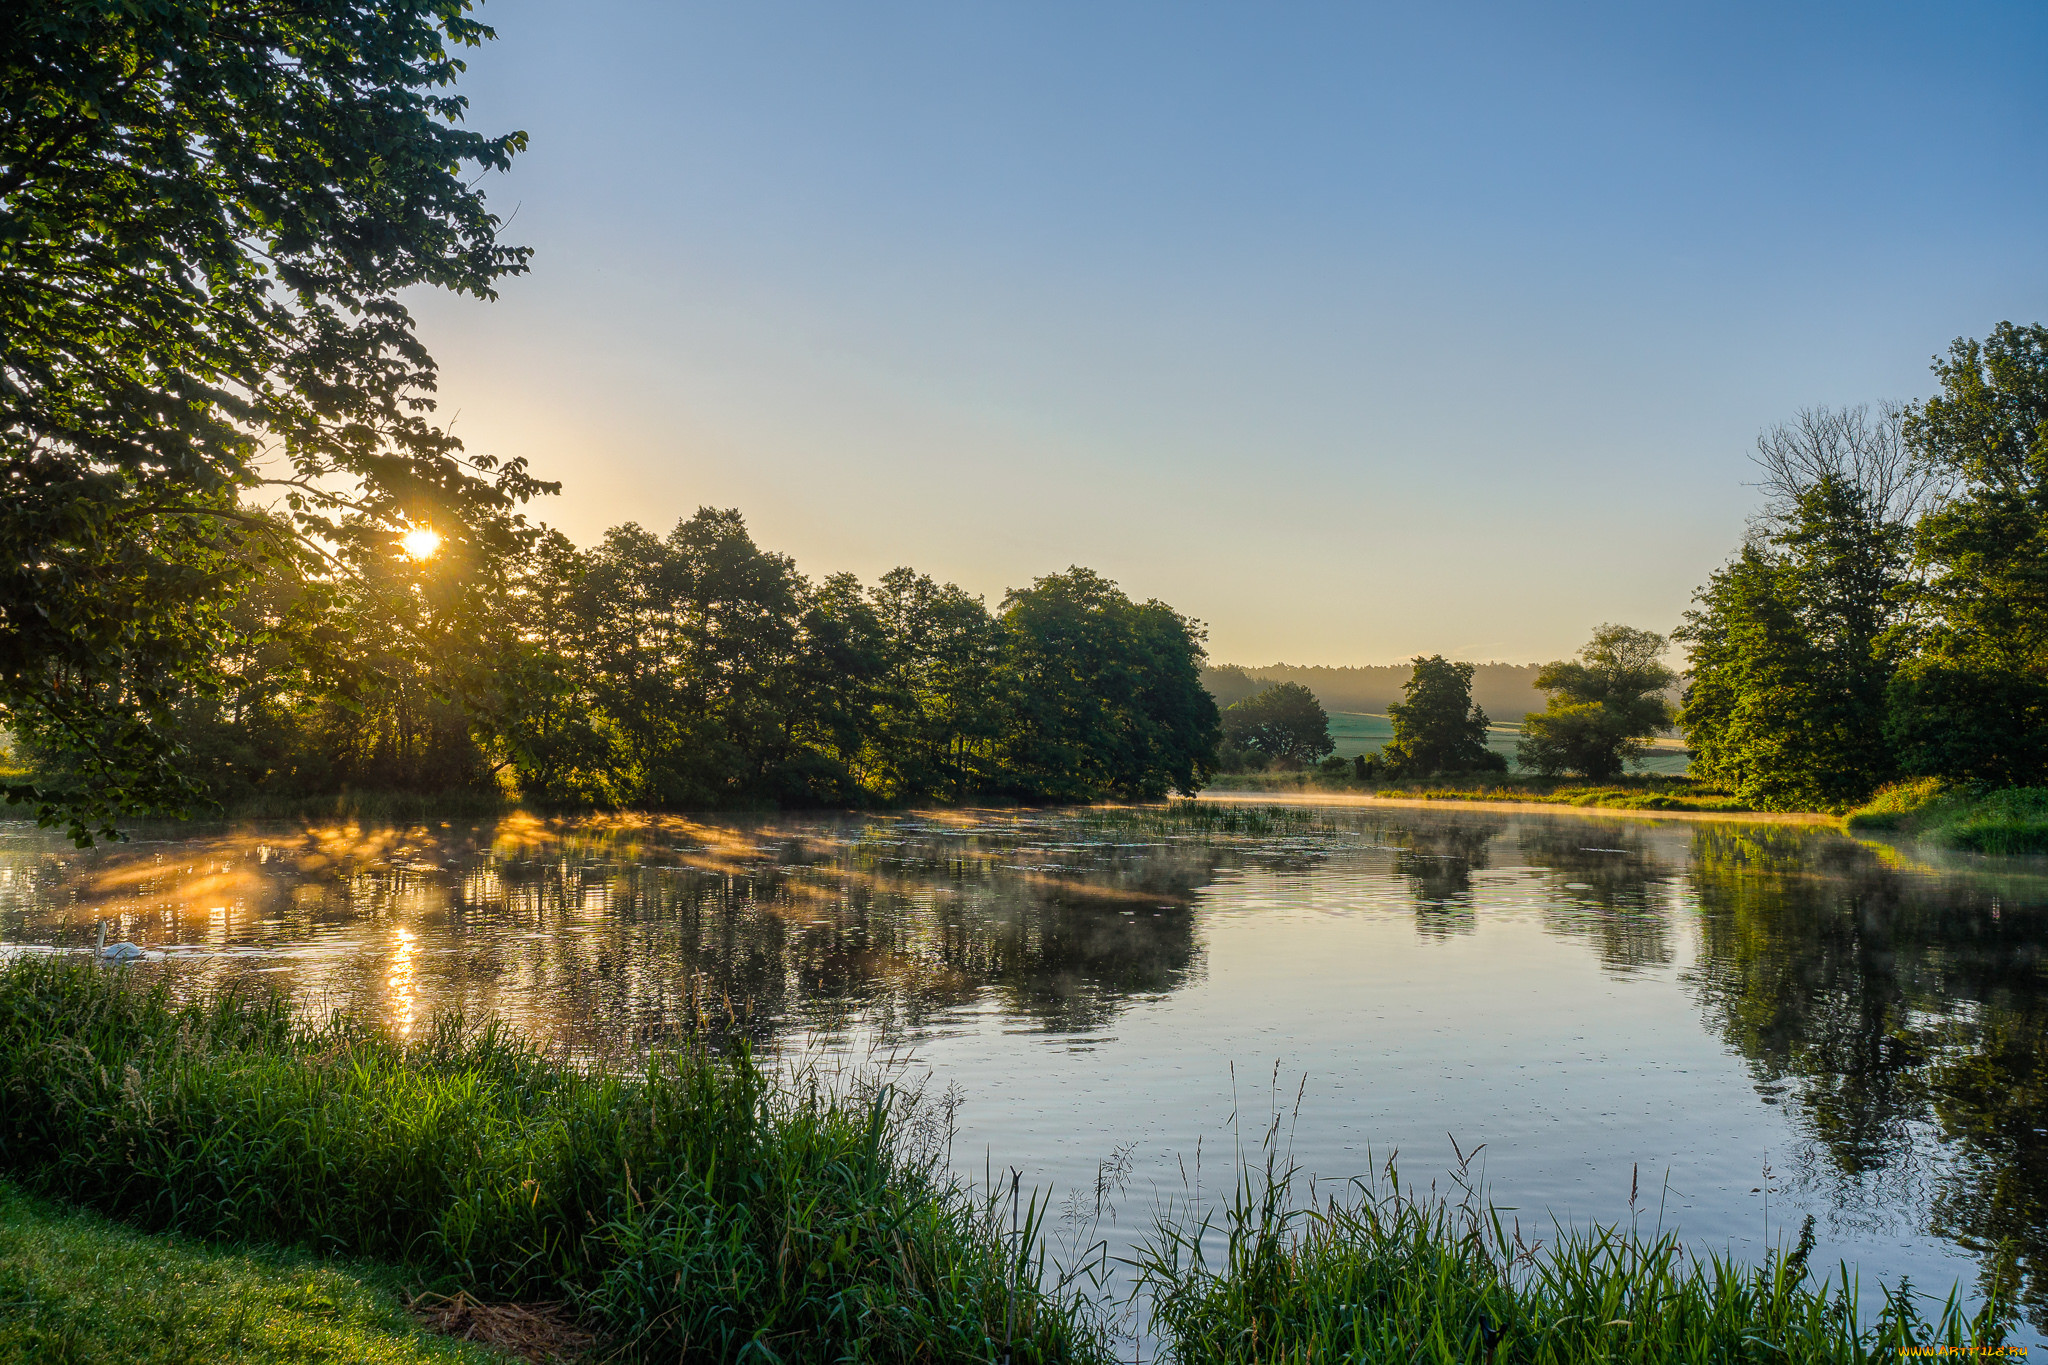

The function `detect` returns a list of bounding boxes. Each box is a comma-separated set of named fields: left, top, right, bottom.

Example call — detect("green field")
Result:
left=1325, top=712, right=1691, bottom=776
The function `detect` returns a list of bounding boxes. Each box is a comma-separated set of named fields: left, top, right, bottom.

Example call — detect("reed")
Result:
left=0, top=959, right=1112, bottom=1364
left=1134, top=1149, right=2011, bottom=1364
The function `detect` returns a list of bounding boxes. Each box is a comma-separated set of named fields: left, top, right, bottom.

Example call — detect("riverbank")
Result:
left=1846, top=780, right=2048, bottom=854
left=0, top=958, right=1102, bottom=1364
left=0, top=960, right=2015, bottom=1362
left=0, top=1182, right=504, bottom=1364
left=1198, top=772, right=1814, bottom=818
left=1195, top=788, right=1840, bottom=825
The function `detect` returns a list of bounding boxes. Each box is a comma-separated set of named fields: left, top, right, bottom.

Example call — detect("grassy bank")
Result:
left=0, top=959, right=1107, bottom=1364
left=1202, top=771, right=1753, bottom=813
left=0, top=962, right=2008, bottom=1363
left=1137, top=1155, right=2011, bottom=1364
left=1847, top=779, right=2048, bottom=854
left=0, top=1181, right=509, bottom=1364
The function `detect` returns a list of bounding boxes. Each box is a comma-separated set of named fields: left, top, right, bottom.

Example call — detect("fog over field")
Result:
left=1205, top=661, right=1548, bottom=721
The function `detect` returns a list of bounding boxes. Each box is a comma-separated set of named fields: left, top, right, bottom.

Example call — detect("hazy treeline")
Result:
left=1204, top=661, right=1547, bottom=720
left=1677, top=322, right=2048, bottom=811
left=18, top=508, right=1222, bottom=811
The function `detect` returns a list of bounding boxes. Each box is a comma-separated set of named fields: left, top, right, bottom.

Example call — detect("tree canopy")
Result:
left=1675, top=336, right=2048, bottom=810
left=1220, top=682, right=1333, bottom=765
left=1381, top=655, right=1504, bottom=778
left=1518, top=625, right=1676, bottom=781
left=16, top=509, right=1223, bottom=813
left=1, top=0, right=548, bottom=840
left=1887, top=323, right=2048, bottom=785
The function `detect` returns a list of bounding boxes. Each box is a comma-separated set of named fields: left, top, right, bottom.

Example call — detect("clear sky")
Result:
left=408, top=0, right=2048, bottom=666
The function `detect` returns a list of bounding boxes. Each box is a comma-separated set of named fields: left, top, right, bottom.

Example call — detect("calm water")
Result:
left=3, top=802, right=2044, bottom=1339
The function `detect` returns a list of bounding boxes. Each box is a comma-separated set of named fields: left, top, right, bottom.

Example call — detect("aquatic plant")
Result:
left=0, top=959, right=1111, bottom=1363
left=1134, top=1148, right=2011, bottom=1363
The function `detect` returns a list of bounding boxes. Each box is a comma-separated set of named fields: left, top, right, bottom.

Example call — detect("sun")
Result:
left=399, top=527, right=442, bottom=561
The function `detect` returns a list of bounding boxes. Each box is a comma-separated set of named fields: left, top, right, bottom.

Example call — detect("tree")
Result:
left=1220, top=683, right=1332, bottom=766
left=1676, top=407, right=1924, bottom=810
left=1518, top=625, right=1675, bottom=780
left=1, top=0, right=549, bottom=841
left=1381, top=656, right=1503, bottom=777
left=866, top=568, right=1000, bottom=801
left=1889, top=323, right=2048, bottom=784
left=994, top=569, right=1219, bottom=801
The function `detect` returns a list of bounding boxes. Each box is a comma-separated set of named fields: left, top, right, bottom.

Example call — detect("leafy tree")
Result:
left=1201, top=665, right=1267, bottom=710
left=866, top=568, right=1000, bottom=800
left=1890, top=323, right=2048, bottom=783
left=1519, top=625, right=1675, bottom=780
left=994, top=569, right=1219, bottom=801
left=1220, top=683, right=1332, bottom=766
left=1381, top=656, right=1504, bottom=777
left=1, top=0, right=549, bottom=840
left=1677, top=407, right=1923, bottom=809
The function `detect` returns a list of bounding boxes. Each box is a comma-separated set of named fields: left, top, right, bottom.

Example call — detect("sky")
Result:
left=407, top=0, right=2048, bottom=666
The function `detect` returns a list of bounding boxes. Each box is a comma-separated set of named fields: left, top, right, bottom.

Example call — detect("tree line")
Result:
left=17, top=508, right=1222, bottom=813
left=1677, top=322, right=2048, bottom=811
left=1219, top=641, right=1677, bottom=782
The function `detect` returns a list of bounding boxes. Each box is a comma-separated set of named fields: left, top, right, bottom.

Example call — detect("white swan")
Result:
left=94, top=920, right=146, bottom=961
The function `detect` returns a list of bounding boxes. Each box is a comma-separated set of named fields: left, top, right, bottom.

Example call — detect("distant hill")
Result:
left=1204, top=661, right=1550, bottom=721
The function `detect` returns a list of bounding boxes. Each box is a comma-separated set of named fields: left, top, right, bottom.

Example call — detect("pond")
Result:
left=2, top=801, right=2043, bottom=1343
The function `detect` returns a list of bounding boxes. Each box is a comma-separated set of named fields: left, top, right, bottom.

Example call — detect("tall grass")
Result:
left=0, top=959, right=1111, bottom=1363
left=1847, top=781, right=2048, bottom=855
left=1135, top=1148, right=2012, bottom=1363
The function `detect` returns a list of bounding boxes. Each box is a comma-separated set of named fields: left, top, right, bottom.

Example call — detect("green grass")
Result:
left=1847, top=780, right=2048, bottom=854
left=1200, top=772, right=1752, bottom=813
left=0, top=959, right=1110, bottom=1365
left=0, top=959, right=2003, bottom=1363
left=1136, top=1152, right=2013, bottom=1364
left=0, top=1181, right=505, bottom=1365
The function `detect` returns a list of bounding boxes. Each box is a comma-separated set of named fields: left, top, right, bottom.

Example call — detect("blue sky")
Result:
left=410, top=0, right=2048, bottom=664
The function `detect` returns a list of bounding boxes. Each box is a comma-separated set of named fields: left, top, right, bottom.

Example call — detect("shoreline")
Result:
left=1192, top=788, right=1841, bottom=826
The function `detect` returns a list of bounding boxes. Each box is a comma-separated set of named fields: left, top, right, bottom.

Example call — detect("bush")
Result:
left=0, top=960, right=1109, bottom=1364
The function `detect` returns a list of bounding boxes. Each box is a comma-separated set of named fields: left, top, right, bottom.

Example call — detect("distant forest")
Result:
left=1204, top=662, right=1548, bottom=720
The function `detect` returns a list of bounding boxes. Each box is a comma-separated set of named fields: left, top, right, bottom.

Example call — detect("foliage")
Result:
left=1889, top=323, right=2048, bottom=786
left=1136, top=1146, right=2004, bottom=1363
left=1837, top=777, right=1949, bottom=833
left=992, top=568, right=1220, bottom=801
left=1677, top=407, right=1923, bottom=811
left=0, top=959, right=1112, bottom=1364
left=1, top=0, right=553, bottom=842
left=1845, top=780, right=2048, bottom=855
left=1380, top=656, right=1505, bottom=778
left=1906, top=323, right=2048, bottom=668
left=14, top=508, right=1221, bottom=814
left=0, top=1182, right=503, bottom=1365
left=1221, top=682, right=1333, bottom=766
left=1517, top=625, right=1676, bottom=780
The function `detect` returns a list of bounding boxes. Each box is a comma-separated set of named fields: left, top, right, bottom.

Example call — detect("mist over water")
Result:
left=3, top=805, right=2042, bottom=1343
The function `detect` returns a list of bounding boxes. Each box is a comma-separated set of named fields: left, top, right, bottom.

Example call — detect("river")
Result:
left=2, top=801, right=2042, bottom=1344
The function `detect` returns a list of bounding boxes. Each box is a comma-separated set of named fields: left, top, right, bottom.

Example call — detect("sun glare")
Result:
left=399, top=527, right=442, bottom=561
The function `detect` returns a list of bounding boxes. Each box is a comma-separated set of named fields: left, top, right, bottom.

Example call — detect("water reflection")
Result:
left=1686, top=824, right=2048, bottom=1325
left=3, top=806, right=2047, bottom=1329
